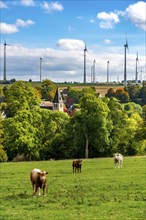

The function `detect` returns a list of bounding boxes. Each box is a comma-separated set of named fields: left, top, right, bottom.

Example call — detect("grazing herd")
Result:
left=30, top=153, right=123, bottom=196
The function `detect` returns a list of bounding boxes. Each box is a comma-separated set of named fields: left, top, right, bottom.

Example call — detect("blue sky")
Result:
left=0, top=0, right=145, bottom=83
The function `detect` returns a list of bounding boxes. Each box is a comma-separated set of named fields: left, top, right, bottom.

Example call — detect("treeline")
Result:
left=106, top=84, right=146, bottom=105
left=0, top=80, right=146, bottom=162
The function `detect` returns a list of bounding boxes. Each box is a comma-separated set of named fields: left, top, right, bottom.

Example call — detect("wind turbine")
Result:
left=124, top=36, right=129, bottom=86
left=135, top=52, right=139, bottom=85
left=92, top=60, right=96, bottom=83
left=107, top=60, right=110, bottom=83
left=83, top=41, right=88, bottom=84
left=40, top=57, right=43, bottom=82
left=3, top=36, right=9, bottom=82
left=91, top=65, right=93, bottom=83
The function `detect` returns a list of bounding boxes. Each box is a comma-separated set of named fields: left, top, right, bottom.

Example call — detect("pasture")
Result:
left=0, top=157, right=145, bottom=220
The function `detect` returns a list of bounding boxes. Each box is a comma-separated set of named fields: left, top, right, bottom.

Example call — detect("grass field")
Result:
left=0, top=157, right=145, bottom=220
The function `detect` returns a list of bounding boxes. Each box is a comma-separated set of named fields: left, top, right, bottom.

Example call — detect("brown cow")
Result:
left=30, top=168, right=48, bottom=196
left=72, top=159, right=82, bottom=173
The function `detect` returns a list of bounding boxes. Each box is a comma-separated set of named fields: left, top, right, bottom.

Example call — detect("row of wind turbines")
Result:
left=83, top=38, right=142, bottom=86
left=2, top=37, right=142, bottom=85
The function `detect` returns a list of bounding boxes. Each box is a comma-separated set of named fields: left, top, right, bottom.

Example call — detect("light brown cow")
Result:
left=114, top=153, right=123, bottom=168
left=30, top=168, right=48, bottom=196
left=72, top=159, right=82, bottom=173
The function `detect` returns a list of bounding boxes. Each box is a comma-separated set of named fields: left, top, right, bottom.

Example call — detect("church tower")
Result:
left=53, top=87, right=64, bottom=111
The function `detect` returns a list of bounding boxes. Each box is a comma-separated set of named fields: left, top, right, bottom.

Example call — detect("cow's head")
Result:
left=78, top=159, right=82, bottom=165
left=37, top=171, right=48, bottom=184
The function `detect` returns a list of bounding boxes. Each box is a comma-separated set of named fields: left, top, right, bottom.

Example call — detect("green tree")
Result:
left=72, top=92, right=111, bottom=158
left=139, top=83, right=146, bottom=105
left=108, top=98, right=129, bottom=153
left=108, top=98, right=142, bottom=155
left=124, top=85, right=141, bottom=102
left=135, top=105, right=146, bottom=141
left=40, top=110, right=70, bottom=160
left=3, top=109, right=43, bottom=160
left=41, top=79, right=57, bottom=101
left=67, top=88, right=82, bottom=103
left=124, top=102, right=142, bottom=116
left=3, top=81, right=40, bottom=117
left=0, top=116, right=8, bottom=162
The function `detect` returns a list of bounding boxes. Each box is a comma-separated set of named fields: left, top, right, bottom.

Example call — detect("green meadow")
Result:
left=0, top=157, right=145, bottom=220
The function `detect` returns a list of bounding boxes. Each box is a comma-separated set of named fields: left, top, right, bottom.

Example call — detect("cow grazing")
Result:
left=72, top=159, right=82, bottom=173
left=114, top=153, right=123, bottom=168
left=30, top=168, right=48, bottom=196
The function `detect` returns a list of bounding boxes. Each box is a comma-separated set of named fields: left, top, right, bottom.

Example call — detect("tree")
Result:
left=124, top=102, right=142, bottom=116
left=135, top=105, right=146, bottom=141
left=139, top=84, right=146, bottom=105
left=107, top=98, right=143, bottom=155
left=124, top=85, right=141, bottom=102
left=41, top=79, right=57, bottom=101
left=108, top=98, right=129, bottom=153
left=71, top=92, right=112, bottom=158
left=3, top=109, right=43, bottom=160
left=67, top=88, right=82, bottom=103
left=115, top=88, right=130, bottom=103
left=39, top=110, right=70, bottom=160
left=0, top=116, right=8, bottom=162
left=3, top=81, right=40, bottom=117
left=106, top=88, right=116, bottom=98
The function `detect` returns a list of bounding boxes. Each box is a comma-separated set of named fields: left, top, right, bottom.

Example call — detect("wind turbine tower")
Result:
left=3, top=41, right=7, bottom=81
left=91, top=65, right=93, bottom=83
left=124, top=37, right=129, bottom=86
left=93, top=60, right=96, bottom=83
left=135, top=52, right=139, bottom=85
left=107, top=60, right=110, bottom=83
left=83, top=42, right=87, bottom=84
left=40, top=57, right=43, bottom=82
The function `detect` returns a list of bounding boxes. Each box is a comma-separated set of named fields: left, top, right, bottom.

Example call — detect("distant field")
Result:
left=0, top=157, right=145, bottom=220
left=0, top=82, right=124, bottom=95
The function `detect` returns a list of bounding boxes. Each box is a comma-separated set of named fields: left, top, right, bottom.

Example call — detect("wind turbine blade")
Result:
left=125, top=34, right=129, bottom=52
left=137, top=51, right=139, bottom=63
left=84, top=40, right=89, bottom=54
left=2, top=34, right=6, bottom=44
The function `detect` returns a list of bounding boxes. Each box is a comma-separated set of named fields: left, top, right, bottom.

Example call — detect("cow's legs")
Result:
left=38, top=187, right=41, bottom=196
left=32, top=183, right=35, bottom=195
left=43, top=186, right=46, bottom=196
left=34, top=185, right=40, bottom=196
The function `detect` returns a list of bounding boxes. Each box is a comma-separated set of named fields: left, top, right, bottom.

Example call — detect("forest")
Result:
left=0, top=80, right=146, bottom=162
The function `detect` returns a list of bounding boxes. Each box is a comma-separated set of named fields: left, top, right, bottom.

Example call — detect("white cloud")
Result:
left=40, top=1, right=64, bottom=13
left=104, top=39, right=112, bottom=44
left=16, top=19, right=35, bottom=27
left=0, top=19, right=35, bottom=34
left=57, top=39, right=84, bottom=50
left=126, top=1, right=146, bottom=31
left=97, top=12, right=119, bottom=23
left=21, top=0, right=36, bottom=6
left=0, top=1, right=8, bottom=8
left=97, top=12, right=119, bottom=29
left=0, top=23, right=18, bottom=34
